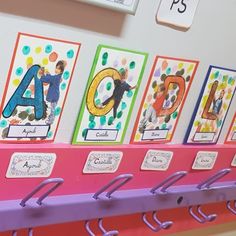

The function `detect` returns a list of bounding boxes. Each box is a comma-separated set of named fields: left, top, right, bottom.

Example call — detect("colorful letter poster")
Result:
left=225, top=113, right=236, bottom=144
left=185, top=66, right=236, bottom=144
left=0, top=33, right=80, bottom=142
left=72, top=45, right=148, bottom=145
left=131, top=56, right=198, bottom=144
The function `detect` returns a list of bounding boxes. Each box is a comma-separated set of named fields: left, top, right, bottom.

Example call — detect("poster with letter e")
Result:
left=0, top=33, right=81, bottom=143
left=185, top=66, right=236, bottom=144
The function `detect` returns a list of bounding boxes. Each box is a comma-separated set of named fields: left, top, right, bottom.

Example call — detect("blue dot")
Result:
left=0, top=120, right=7, bottom=128
left=45, top=45, right=52, bottom=53
left=127, top=90, right=133, bottom=98
left=54, top=107, right=61, bottom=116
left=67, top=50, right=74, bottom=59
left=16, top=67, right=23, bottom=76
left=61, top=83, right=66, bottom=90
left=121, top=102, right=127, bottom=110
left=116, top=122, right=122, bottom=130
left=63, top=71, right=70, bottom=80
left=47, top=131, right=53, bottom=138
left=22, top=46, right=30, bottom=55
left=24, top=90, right=31, bottom=98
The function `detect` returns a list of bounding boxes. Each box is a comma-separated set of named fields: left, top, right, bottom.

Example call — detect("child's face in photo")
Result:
left=55, top=66, right=62, bottom=75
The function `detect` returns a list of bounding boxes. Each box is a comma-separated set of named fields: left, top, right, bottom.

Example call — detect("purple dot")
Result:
left=113, top=60, right=119, bottom=67
left=128, top=75, right=133, bottom=82
left=98, top=83, right=105, bottom=93
left=154, top=68, right=161, bottom=77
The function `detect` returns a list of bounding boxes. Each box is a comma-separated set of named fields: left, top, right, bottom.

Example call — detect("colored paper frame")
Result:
left=72, top=44, right=148, bottom=145
left=225, top=113, right=236, bottom=144
left=185, top=65, right=236, bottom=144
left=131, top=56, right=199, bottom=144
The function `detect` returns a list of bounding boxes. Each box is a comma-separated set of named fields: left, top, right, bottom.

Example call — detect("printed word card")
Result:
left=0, top=33, right=80, bottom=142
left=131, top=56, right=198, bottom=144
left=185, top=66, right=236, bottom=144
left=73, top=44, right=148, bottom=145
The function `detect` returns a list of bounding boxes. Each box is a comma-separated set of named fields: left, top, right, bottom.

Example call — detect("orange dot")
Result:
left=49, top=52, right=58, bottom=62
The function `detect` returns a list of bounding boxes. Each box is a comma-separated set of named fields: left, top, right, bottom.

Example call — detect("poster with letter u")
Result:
left=185, top=66, right=236, bottom=144
left=0, top=33, right=81, bottom=143
left=72, top=44, right=148, bottom=145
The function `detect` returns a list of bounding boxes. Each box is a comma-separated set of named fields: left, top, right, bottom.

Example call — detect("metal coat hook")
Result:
left=150, top=171, right=188, bottom=194
left=93, top=174, right=133, bottom=200
left=189, top=205, right=217, bottom=223
left=226, top=200, right=236, bottom=215
left=142, top=211, right=173, bottom=232
left=20, top=178, right=64, bottom=207
left=197, top=168, right=231, bottom=190
left=85, top=218, right=119, bottom=236
left=12, top=228, right=33, bottom=236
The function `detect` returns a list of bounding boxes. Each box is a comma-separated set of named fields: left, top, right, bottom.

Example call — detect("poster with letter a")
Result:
left=131, top=56, right=198, bottom=144
left=0, top=33, right=80, bottom=143
left=185, top=66, right=236, bottom=144
left=73, top=44, right=148, bottom=145
left=225, top=113, right=236, bottom=144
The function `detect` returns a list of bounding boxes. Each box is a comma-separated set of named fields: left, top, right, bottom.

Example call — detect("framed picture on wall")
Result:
left=76, top=0, right=140, bottom=15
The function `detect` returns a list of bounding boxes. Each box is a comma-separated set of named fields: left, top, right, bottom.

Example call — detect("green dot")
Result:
left=108, top=116, right=114, bottom=125
left=26, top=108, right=31, bottom=114
left=119, top=68, right=125, bottom=75
left=89, top=115, right=95, bottom=122
left=89, top=121, right=96, bottom=129
left=127, top=90, right=133, bottom=98
left=129, top=61, right=136, bottom=69
left=95, top=99, right=101, bottom=105
left=102, top=59, right=107, bottom=66
left=162, top=123, right=167, bottom=129
left=0, top=120, right=7, bottom=128
left=223, top=75, right=228, bottom=82
left=214, top=71, right=220, bottom=78
left=103, top=52, right=108, bottom=59
left=172, top=111, right=178, bottom=119
left=47, top=131, right=53, bottom=138
left=63, top=71, right=70, bottom=80
left=100, top=116, right=106, bottom=125
left=82, top=129, right=88, bottom=138
left=22, top=46, right=30, bottom=55
left=121, top=102, right=127, bottom=110
left=106, top=82, right=112, bottom=91
left=67, top=49, right=74, bottom=59
left=117, top=111, right=123, bottom=119
left=61, top=83, right=66, bottom=90
left=54, top=107, right=61, bottom=116
left=45, top=45, right=52, bottom=53
left=161, top=74, right=167, bottom=81
left=116, top=122, right=122, bottom=130
left=24, top=90, right=31, bottom=98
left=16, top=67, right=23, bottom=76
left=95, top=90, right=98, bottom=98
left=166, top=67, right=171, bottom=75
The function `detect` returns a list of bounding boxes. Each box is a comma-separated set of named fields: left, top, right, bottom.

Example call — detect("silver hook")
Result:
left=227, top=200, right=236, bottom=215
left=189, top=205, right=217, bottom=223
left=85, top=219, right=119, bottom=236
left=142, top=211, right=173, bottom=232
left=12, top=228, right=33, bottom=236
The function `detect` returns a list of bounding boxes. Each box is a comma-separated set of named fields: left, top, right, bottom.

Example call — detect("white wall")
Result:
left=0, top=0, right=235, bottom=144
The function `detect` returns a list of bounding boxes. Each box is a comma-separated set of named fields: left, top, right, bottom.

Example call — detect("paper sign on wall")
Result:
left=72, top=44, right=148, bottom=145
left=6, top=152, right=57, bottom=178
left=192, top=151, right=218, bottom=170
left=156, top=0, right=200, bottom=28
left=131, top=56, right=198, bottom=144
left=83, top=151, right=123, bottom=173
left=225, top=113, right=236, bottom=144
left=0, top=33, right=80, bottom=142
left=185, top=66, right=236, bottom=144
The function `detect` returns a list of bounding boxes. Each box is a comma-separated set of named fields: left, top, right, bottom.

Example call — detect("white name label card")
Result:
left=6, top=153, right=57, bottom=178
left=156, top=0, right=200, bottom=28
left=231, top=154, right=236, bottom=167
left=192, top=151, right=218, bottom=170
left=141, top=150, right=173, bottom=171
left=83, top=151, right=123, bottom=173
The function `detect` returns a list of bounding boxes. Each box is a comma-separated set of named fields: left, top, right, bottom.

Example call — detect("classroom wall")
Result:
left=0, top=0, right=235, bottom=144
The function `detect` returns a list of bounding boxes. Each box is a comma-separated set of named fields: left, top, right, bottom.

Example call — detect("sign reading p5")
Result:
left=156, top=0, right=200, bottom=28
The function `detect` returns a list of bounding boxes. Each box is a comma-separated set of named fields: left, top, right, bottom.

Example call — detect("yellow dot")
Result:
left=135, top=133, right=141, bottom=141
left=187, top=64, right=194, bottom=72
left=226, top=94, right=232, bottom=100
left=13, top=78, right=20, bottom=86
left=26, top=57, right=33, bottom=65
left=178, top=63, right=183, bottom=69
left=194, top=120, right=200, bottom=127
left=144, top=103, right=148, bottom=109
left=35, top=47, right=42, bottom=54
left=42, top=58, right=48, bottom=65
left=208, top=83, right=213, bottom=89
left=210, top=73, right=215, bottom=80
left=233, top=126, right=236, bottom=131
left=223, top=103, right=227, bottom=110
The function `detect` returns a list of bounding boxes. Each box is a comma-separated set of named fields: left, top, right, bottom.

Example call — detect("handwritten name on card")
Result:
left=85, top=129, right=118, bottom=141
left=6, top=153, right=57, bottom=178
left=83, top=151, right=123, bottom=173
left=192, top=151, right=218, bottom=170
left=141, top=150, right=173, bottom=171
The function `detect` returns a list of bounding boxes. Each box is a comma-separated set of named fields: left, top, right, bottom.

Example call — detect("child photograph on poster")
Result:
left=131, top=56, right=199, bottom=144
left=185, top=66, right=236, bottom=144
left=73, top=44, right=148, bottom=145
left=0, top=33, right=81, bottom=142
left=225, top=113, right=236, bottom=144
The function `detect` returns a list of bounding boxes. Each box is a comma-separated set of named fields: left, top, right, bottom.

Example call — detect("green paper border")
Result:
left=72, top=44, right=148, bottom=145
